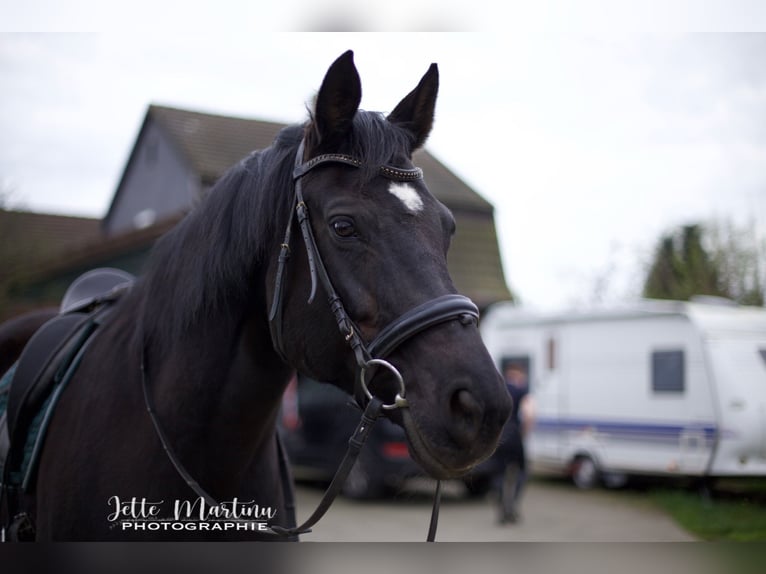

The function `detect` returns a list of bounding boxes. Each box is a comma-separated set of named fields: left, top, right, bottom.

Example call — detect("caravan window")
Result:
left=546, top=337, right=556, bottom=371
left=652, top=350, right=685, bottom=393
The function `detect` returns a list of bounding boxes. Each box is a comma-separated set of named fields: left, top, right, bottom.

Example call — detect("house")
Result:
left=2, top=104, right=512, bottom=319
left=0, top=209, right=101, bottom=318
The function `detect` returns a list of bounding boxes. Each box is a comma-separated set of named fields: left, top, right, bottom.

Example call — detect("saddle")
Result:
left=0, top=268, right=134, bottom=540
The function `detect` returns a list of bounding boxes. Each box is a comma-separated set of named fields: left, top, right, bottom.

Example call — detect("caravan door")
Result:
left=526, top=333, right=563, bottom=468
left=707, top=337, right=766, bottom=475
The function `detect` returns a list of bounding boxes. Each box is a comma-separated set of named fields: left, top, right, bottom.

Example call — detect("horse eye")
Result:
left=331, top=219, right=356, bottom=238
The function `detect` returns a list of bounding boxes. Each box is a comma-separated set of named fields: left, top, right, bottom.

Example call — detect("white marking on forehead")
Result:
left=388, top=182, right=424, bottom=214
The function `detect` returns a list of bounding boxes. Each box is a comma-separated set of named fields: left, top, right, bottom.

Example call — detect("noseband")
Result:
left=269, top=140, right=480, bottom=409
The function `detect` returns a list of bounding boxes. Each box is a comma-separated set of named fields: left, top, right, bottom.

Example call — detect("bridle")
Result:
left=269, top=140, right=480, bottom=411
left=141, top=139, right=481, bottom=542
left=266, top=140, right=481, bottom=540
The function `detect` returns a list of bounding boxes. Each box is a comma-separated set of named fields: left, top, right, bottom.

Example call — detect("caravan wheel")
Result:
left=571, top=455, right=600, bottom=489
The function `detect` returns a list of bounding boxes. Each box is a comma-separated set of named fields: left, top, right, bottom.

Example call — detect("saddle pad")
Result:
left=2, top=312, right=100, bottom=491
left=6, top=313, right=90, bottom=443
left=0, top=362, right=58, bottom=488
left=0, top=364, right=16, bottom=464
left=0, top=363, right=15, bottom=416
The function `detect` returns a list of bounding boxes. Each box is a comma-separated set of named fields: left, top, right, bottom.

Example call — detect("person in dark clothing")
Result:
left=493, top=362, right=534, bottom=524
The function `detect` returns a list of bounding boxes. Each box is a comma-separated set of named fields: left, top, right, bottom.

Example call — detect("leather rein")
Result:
left=141, top=140, right=480, bottom=542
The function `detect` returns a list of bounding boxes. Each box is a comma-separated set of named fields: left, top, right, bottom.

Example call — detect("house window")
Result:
left=652, top=350, right=685, bottom=393
left=133, top=208, right=156, bottom=230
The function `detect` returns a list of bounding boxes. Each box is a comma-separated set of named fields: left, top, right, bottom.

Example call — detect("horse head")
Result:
left=268, top=51, right=511, bottom=479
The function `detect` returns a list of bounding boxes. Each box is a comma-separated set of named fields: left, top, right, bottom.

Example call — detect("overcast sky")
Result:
left=2, top=20, right=766, bottom=309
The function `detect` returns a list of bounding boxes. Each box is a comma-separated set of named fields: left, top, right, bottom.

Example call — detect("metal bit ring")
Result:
left=359, top=359, right=408, bottom=410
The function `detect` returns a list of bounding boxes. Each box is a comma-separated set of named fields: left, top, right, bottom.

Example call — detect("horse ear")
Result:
left=387, top=63, right=439, bottom=151
left=313, top=50, right=362, bottom=147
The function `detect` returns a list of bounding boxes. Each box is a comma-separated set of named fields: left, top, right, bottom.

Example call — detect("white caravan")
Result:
left=480, top=299, right=766, bottom=487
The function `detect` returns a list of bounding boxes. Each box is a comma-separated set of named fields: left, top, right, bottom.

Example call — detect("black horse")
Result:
left=1, top=51, right=510, bottom=540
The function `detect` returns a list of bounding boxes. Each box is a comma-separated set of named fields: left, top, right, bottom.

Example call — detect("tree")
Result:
left=643, top=220, right=765, bottom=305
left=707, top=218, right=765, bottom=306
left=643, top=224, right=725, bottom=301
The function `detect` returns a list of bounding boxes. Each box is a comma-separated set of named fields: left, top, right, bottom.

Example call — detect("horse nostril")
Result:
left=449, top=388, right=482, bottom=446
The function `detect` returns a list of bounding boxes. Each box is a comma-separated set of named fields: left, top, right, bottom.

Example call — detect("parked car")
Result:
left=279, top=375, right=500, bottom=499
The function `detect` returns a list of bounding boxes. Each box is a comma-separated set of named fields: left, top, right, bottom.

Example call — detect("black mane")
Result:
left=139, top=111, right=415, bottom=348
left=139, top=125, right=300, bottom=347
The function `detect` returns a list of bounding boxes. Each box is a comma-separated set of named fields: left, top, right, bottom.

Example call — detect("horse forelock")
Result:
left=305, top=110, right=416, bottom=180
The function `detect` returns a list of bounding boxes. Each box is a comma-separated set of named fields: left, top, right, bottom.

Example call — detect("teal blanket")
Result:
left=1, top=363, right=56, bottom=488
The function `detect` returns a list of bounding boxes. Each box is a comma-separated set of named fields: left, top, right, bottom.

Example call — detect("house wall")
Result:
left=105, top=119, right=199, bottom=235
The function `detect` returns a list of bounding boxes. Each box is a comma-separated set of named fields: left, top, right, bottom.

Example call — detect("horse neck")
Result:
left=137, top=249, right=291, bottom=481
left=139, top=288, right=291, bottom=479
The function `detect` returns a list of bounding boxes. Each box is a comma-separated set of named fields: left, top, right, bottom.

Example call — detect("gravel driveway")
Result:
left=293, top=477, right=695, bottom=542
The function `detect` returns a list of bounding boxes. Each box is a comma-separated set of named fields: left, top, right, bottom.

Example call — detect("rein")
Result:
left=141, top=139, right=480, bottom=542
